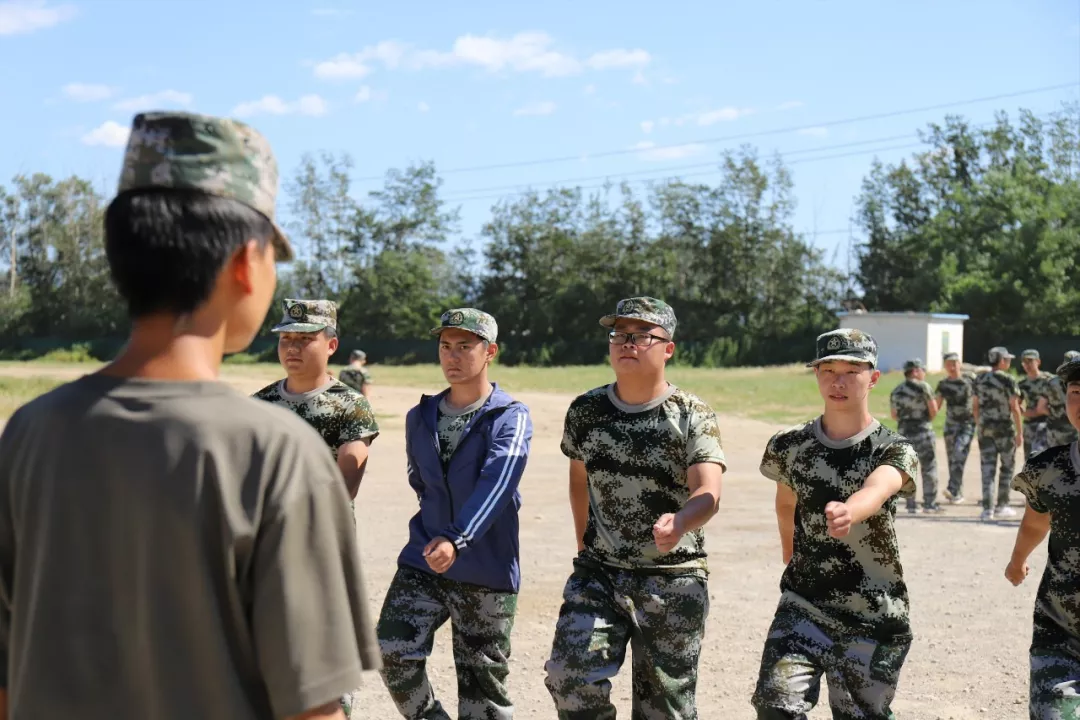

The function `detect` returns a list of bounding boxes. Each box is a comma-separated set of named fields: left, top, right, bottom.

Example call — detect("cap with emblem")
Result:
left=943, top=352, right=960, bottom=362
left=1064, top=350, right=1080, bottom=363
left=807, top=328, right=878, bottom=368
left=903, top=358, right=925, bottom=372
left=113, top=110, right=293, bottom=262
left=1021, top=349, right=1040, bottom=360
left=599, top=297, right=677, bottom=338
left=270, top=299, right=337, bottom=333
left=988, top=346, right=1015, bottom=364
left=431, top=308, right=498, bottom=343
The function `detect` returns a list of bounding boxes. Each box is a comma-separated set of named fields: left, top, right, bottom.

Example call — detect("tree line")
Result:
left=1, top=104, right=1078, bottom=367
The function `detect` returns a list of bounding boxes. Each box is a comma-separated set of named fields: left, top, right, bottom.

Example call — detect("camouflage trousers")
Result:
left=900, top=427, right=938, bottom=509
left=376, top=566, right=517, bottom=720
left=943, top=421, right=975, bottom=498
left=1030, top=647, right=1080, bottom=719
left=752, top=602, right=911, bottom=720
left=978, top=430, right=1017, bottom=510
left=1023, top=421, right=1051, bottom=464
left=543, top=558, right=710, bottom=720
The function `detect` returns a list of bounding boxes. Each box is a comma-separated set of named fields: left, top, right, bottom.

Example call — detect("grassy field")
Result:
left=0, top=360, right=954, bottom=430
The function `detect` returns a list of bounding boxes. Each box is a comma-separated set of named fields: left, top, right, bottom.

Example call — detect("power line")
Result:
left=349, top=82, right=1080, bottom=183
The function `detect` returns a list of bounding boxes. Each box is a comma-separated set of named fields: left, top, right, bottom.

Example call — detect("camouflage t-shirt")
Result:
left=338, top=367, right=372, bottom=394
left=561, top=384, right=726, bottom=575
left=760, top=418, right=919, bottom=638
left=890, top=379, right=935, bottom=435
left=1012, top=442, right=1080, bottom=652
left=252, top=377, right=379, bottom=457
left=437, top=392, right=489, bottom=465
left=1047, top=376, right=1076, bottom=438
left=975, top=370, right=1021, bottom=433
left=1019, top=372, right=1054, bottom=422
left=936, top=374, right=976, bottom=426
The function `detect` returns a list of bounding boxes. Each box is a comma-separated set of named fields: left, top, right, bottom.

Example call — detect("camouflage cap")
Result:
left=350, top=349, right=367, bottom=361
left=903, top=358, right=925, bottom=372
left=807, top=328, right=878, bottom=368
left=431, top=308, right=498, bottom=343
left=1065, top=350, right=1080, bottom=363
left=599, top=297, right=677, bottom=337
left=988, top=346, right=1015, bottom=364
left=270, top=298, right=337, bottom=333
left=1021, top=349, right=1040, bottom=360
left=115, top=111, right=293, bottom=262
left=943, top=352, right=961, bottom=362
left=1056, top=358, right=1080, bottom=383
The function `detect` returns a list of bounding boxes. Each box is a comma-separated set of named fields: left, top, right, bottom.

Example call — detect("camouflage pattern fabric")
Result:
left=560, top=384, right=726, bottom=574
left=760, top=418, right=918, bottom=638
left=437, top=396, right=486, bottom=465
left=903, top=428, right=939, bottom=509
left=1020, top=372, right=1055, bottom=419
left=599, top=297, right=678, bottom=338
left=1029, top=649, right=1080, bottom=720
left=978, top=433, right=1016, bottom=510
left=1047, top=375, right=1080, bottom=448
left=1020, top=372, right=1054, bottom=461
left=935, top=374, right=976, bottom=426
left=252, top=378, right=378, bottom=458
left=890, top=379, right=935, bottom=434
left=338, top=366, right=372, bottom=394
left=943, top=420, right=975, bottom=498
left=543, top=558, right=709, bottom=720
left=270, top=298, right=338, bottom=334
left=377, top=566, right=517, bottom=720
left=974, top=370, right=1021, bottom=430
left=751, top=601, right=910, bottom=720
left=807, top=328, right=878, bottom=368
left=114, top=110, right=293, bottom=261
left=431, top=308, right=498, bottom=343
left=1024, top=421, right=1051, bottom=462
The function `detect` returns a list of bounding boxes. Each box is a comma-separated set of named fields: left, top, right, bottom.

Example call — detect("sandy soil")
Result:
left=1, top=367, right=1040, bottom=719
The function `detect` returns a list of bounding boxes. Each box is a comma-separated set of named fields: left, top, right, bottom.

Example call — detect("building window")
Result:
left=941, top=330, right=950, bottom=354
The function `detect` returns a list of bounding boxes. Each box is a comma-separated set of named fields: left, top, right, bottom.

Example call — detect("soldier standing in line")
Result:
left=544, top=297, right=725, bottom=719
left=339, top=349, right=372, bottom=397
left=935, top=352, right=977, bottom=505
left=1046, top=350, right=1080, bottom=450
left=1019, top=349, right=1053, bottom=463
left=752, top=329, right=919, bottom=719
left=890, top=358, right=943, bottom=513
left=973, top=346, right=1023, bottom=522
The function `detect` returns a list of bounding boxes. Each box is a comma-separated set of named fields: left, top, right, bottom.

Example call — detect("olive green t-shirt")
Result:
left=0, top=374, right=380, bottom=719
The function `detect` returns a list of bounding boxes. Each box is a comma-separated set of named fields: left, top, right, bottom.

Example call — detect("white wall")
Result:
left=838, top=315, right=931, bottom=372
left=925, top=321, right=966, bottom=371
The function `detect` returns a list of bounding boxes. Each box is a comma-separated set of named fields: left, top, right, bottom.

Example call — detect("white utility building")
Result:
left=836, top=311, right=969, bottom=373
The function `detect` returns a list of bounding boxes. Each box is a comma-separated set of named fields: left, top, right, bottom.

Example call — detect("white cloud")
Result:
left=777, top=100, right=804, bottom=111
left=696, top=106, right=754, bottom=126
left=640, top=120, right=654, bottom=134
left=513, top=100, right=556, bottom=117
left=586, top=48, right=650, bottom=70
left=232, top=94, right=329, bottom=118
left=0, top=0, right=76, bottom=36
left=113, top=90, right=193, bottom=112
left=62, top=83, right=115, bottom=102
left=81, top=120, right=129, bottom=148
left=797, top=126, right=828, bottom=138
left=314, top=33, right=652, bottom=80
left=417, top=101, right=430, bottom=113
left=632, top=141, right=707, bottom=162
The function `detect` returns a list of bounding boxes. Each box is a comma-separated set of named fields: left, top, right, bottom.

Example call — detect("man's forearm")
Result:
left=1011, top=512, right=1050, bottom=564
left=570, top=482, right=589, bottom=550
left=845, top=485, right=895, bottom=526
left=777, top=512, right=794, bottom=564
left=675, top=488, right=720, bottom=534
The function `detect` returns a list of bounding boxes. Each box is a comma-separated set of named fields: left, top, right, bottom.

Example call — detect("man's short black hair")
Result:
left=104, top=188, right=273, bottom=318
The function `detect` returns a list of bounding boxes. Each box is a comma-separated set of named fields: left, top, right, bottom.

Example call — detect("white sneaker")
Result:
left=994, top=505, right=1018, bottom=519
left=980, top=508, right=994, bottom=522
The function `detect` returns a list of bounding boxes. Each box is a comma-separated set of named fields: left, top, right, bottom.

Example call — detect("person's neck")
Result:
left=99, top=314, right=226, bottom=381
left=1026, top=369, right=1041, bottom=379
left=446, top=375, right=493, bottom=409
left=284, top=369, right=331, bottom=394
left=613, top=374, right=669, bottom=406
left=820, top=406, right=875, bottom=441
left=948, top=372, right=961, bottom=380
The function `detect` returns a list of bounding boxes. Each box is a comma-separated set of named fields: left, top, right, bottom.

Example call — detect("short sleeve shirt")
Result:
left=437, top=392, right=488, bottom=465
left=253, top=377, right=379, bottom=457
left=935, top=375, right=975, bottom=425
left=760, top=418, right=919, bottom=638
left=560, top=384, right=726, bottom=575
left=1019, top=372, right=1054, bottom=421
left=974, top=370, right=1021, bottom=430
left=1012, top=442, right=1080, bottom=653
left=889, top=380, right=935, bottom=434
left=338, top=367, right=371, bottom=393
left=1047, top=376, right=1074, bottom=435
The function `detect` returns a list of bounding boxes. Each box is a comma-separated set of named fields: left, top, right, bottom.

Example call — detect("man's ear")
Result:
left=328, top=334, right=340, bottom=356
left=486, top=342, right=499, bottom=364
left=869, top=369, right=882, bottom=388
left=228, top=239, right=261, bottom=294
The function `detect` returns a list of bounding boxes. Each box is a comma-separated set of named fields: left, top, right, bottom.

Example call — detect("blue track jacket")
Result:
left=398, top=384, right=532, bottom=593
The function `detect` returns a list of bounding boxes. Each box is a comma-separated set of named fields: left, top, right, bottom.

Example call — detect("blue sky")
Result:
left=1, top=0, right=1077, bottom=269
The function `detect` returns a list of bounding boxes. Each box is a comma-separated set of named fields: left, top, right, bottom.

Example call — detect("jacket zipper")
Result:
left=433, top=432, right=455, bottom=522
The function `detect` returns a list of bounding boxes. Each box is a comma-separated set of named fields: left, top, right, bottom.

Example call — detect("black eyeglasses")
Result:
left=608, top=330, right=670, bottom=347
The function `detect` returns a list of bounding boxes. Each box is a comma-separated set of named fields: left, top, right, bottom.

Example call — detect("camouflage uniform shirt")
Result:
left=1047, top=376, right=1076, bottom=440
left=1019, top=372, right=1054, bottom=421
left=1012, top=443, right=1080, bottom=653
left=935, top=375, right=976, bottom=425
left=560, top=384, right=726, bottom=576
left=975, top=370, right=1021, bottom=435
left=253, top=377, right=379, bottom=456
left=338, top=367, right=372, bottom=394
left=890, top=379, right=935, bottom=435
left=760, top=418, right=919, bottom=639
left=437, top=393, right=488, bottom=466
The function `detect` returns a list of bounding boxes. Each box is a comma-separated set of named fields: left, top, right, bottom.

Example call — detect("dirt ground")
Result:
left=2, top=367, right=1040, bottom=719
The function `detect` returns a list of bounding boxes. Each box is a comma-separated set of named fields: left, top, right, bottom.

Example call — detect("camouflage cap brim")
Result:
left=271, top=321, right=328, bottom=334
left=1056, top=359, right=1080, bottom=382
left=269, top=223, right=294, bottom=262
left=806, top=352, right=877, bottom=368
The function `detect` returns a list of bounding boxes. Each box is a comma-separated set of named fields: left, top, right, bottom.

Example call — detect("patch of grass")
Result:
left=0, top=377, right=67, bottom=419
